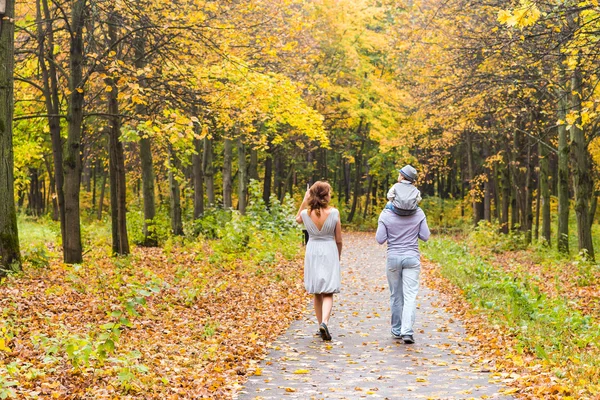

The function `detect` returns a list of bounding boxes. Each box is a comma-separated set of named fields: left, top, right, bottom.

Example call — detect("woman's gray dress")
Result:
left=301, top=208, right=341, bottom=294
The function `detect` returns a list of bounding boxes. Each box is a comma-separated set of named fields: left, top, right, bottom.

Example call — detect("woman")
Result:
left=295, top=181, right=342, bottom=341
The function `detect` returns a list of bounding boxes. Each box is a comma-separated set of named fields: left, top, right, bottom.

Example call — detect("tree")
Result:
left=0, top=0, right=21, bottom=272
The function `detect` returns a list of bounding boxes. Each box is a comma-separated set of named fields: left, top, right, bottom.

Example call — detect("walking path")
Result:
left=237, top=232, right=509, bottom=399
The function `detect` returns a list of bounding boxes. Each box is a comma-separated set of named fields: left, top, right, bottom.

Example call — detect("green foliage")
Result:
left=80, top=219, right=112, bottom=252
left=419, top=197, right=470, bottom=233
left=21, top=243, right=49, bottom=269
left=468, top=220, right=527, bottom=252
left=17, top=215, right=59, bottom=248
left=0, top=374, right=17, bottom=399
left=423, top=238, right=600, bottom=367
left=202, top=320, right=218, bottom=339
left=113, top=351, right=148, bottom=392
left=189, top=208, right=232, bottom=239
left=127, top=204, right=172, bottom=245
left=245, top=180, right=297, bottom=235
left=192, top=180, right=299, bottom=259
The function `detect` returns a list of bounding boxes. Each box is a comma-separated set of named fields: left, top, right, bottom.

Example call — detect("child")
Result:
left=385, top=164, right=421, bottom=216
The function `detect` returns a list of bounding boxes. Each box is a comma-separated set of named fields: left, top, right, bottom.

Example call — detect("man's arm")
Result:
left=418, top=216, right=431, bottom=242
left=375, top=212, right=388, bottom=244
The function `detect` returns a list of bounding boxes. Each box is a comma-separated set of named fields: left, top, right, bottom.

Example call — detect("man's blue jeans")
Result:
left=386, top=255, right=421, bottom=336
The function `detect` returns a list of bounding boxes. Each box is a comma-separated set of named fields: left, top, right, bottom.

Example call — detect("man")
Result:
left=376, top=165, right=430, bottom=344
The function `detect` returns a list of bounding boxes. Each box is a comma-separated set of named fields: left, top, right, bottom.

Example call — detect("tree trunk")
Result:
left=91, top=161, right=96, bottom=211
left=372, top=179, right=378, bottom=211
left=82, top=147, right=91, bottom=192
left=203, top=136, right=215, bottom=206
left=223, top=137, right=233, bottom=208
left=134, top=22, right=157, bottom=246
left=570, top=68, right=595, bottom=260
left=347, top=156, right=362, bottom=223
left=38, top=0, right=66, bottom=240
left=466, top=131, right=481, bottom=225
left=363, top=174, right=373, bottom=219
left=44, top=156, right=59, bottom=220
left=347, top=131, right=365, bottom=223
left=484, top=177, right=491, bottom=222
left=540, top=140, right=551, bottom=245
left=321, top=148, right=328, bottom=181
left=534, top=169, right=541, bottom=242
left=263, top=142, right=273, bottom=205
left=523, top=139, right=534, bottom=244
left=492, top=165, right=500, bottom=221
left=337, top=155, right=343, bottom=203
left=0, top=0, right=20, bottom=271
left=63, top=0, right=86, bottom=264
left=106, top=10, right=129, bottom=256
left=28, top=169, right=43, bottom=216
left=193, top=134, right=204, bottom=219
left=274, top=149, right=282, bottom=201
left=590, top=194, right=598, bottom=229
left=168, top=144, right=183, bottom=235
left=557, top=85, right=570, bottom=253
left=343, top=158, right=351, bottom=205
left=248, top=146, right=259, bottom=181
left=98, top=170, right=107, bottom=220
left=237, top=137, right=247, bottom=214
left=284, top=164, right=294, bottom=202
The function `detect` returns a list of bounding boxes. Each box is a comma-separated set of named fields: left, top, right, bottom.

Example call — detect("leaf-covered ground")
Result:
left=0, top=241, right=308, bottom=399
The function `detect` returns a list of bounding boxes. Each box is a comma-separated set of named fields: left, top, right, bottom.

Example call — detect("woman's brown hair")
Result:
left=308, top=181, right=331, bottom=217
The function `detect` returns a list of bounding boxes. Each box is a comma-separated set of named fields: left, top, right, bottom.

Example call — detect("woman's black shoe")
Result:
left=319, top=323, right=332, bottom=341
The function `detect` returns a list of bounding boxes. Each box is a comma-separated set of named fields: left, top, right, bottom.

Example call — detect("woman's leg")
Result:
left=313, top=294, right=323, bottom=324
left=321, top=294, right=334, bottom=325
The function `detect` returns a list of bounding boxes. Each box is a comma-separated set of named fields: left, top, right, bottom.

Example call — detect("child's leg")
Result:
left=384, top=201, right=394, bottom=212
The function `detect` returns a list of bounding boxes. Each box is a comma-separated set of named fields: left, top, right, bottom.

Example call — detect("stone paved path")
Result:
left=236, top=232, right=510, bottom=399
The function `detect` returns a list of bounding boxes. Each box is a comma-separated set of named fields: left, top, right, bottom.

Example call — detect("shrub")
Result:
left=21, top=243, right=50, bottom=269
left=127, top=204, right=172, bottom=245
left=468, top=220, right=527, bottom=253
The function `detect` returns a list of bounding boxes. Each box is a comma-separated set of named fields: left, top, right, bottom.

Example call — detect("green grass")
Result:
left=422, top=237, right=600, bottom=394
left=17, top=215, right=60, bottom=249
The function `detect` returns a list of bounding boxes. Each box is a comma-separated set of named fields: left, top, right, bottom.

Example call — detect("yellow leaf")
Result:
left=416, top=377, right=428, bottom=382
left=105, top=86, right=113, bottom=92
left=254, top=368, right=262, bottom=376
left=284, top=387, right=296, bottom=392
left=497, top=10, right=512, bottom=24
left=76, top=87, right=84, bottom=93
left=293, top=369, right=310, bottom=374
left=0, top=338, right=7, bottom=351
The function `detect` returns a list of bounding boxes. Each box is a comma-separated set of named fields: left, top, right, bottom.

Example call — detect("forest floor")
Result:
left=237, top=232, right=513, bottom=399
left=0, top=234, right=308, bottom=399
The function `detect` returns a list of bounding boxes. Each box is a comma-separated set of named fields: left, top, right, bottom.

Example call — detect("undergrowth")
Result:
left=423, top=237, right=600, bottom=397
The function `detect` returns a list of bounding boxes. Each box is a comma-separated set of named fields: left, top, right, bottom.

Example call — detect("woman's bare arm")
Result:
left=295, top=190, right=311, bottom=223
left=335, top=217, right=343, bottom=259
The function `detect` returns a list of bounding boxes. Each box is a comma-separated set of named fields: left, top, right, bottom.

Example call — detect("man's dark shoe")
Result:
left=319, top=323, right=332, bottom=341
left=401, top=335, right=414, bottom=344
